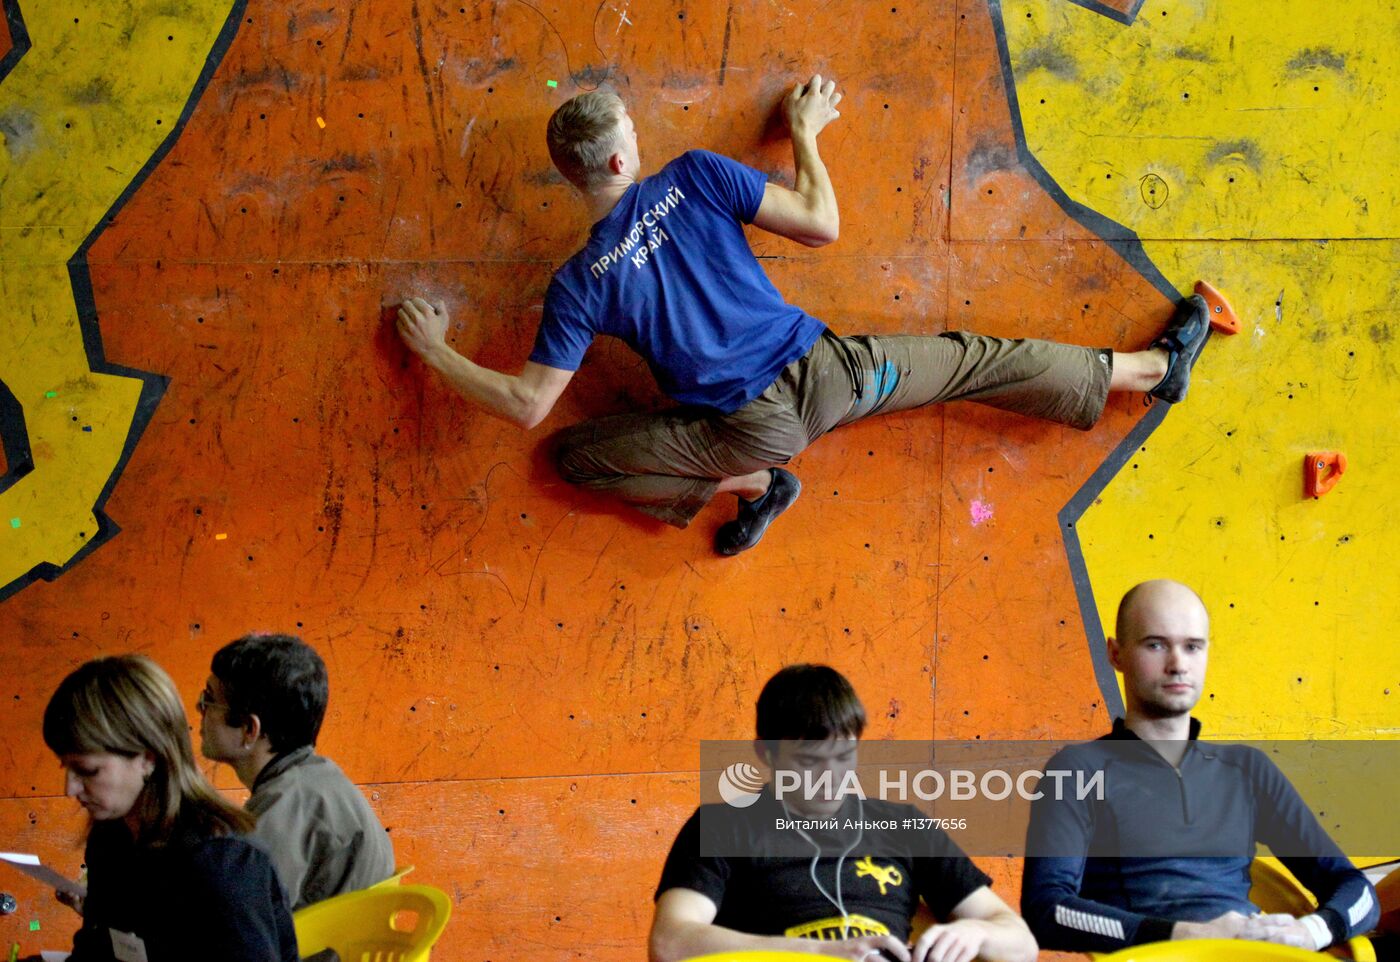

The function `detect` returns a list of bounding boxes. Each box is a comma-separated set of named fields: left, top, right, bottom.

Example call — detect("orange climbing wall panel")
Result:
left=1, top=1, right=1171, bottom=959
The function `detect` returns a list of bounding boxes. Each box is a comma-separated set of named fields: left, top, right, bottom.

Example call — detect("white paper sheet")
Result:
left=0, top=852, right=87, bottom=898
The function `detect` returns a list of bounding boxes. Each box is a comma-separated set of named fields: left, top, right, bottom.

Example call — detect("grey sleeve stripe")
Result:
left=1348, top=886, right=1375, bottom=927
left=1055, top=903, right=1127, bottom=941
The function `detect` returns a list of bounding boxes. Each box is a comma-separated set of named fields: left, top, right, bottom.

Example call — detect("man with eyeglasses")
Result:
left=198, top=633, right=394, bottom=909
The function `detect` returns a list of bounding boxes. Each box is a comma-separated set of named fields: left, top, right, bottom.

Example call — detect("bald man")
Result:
left=1020, top=580, right=1379, bottom=953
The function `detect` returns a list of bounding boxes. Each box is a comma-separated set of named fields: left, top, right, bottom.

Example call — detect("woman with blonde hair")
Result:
left=42, top=654, right=297, bottom=962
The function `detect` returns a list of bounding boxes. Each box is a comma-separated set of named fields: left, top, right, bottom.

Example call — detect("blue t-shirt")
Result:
left=530, top=150, right=827, bottom=413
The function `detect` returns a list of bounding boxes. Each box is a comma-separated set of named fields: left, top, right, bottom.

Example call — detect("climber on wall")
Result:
left=396, top=75, right=1215, bottom=556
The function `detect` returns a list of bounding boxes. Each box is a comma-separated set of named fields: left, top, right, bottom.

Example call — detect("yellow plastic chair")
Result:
left=1251, top=857, right=1376, bottom=960
left=371, top=864, right=417, bottom=888
left=1099, top=938, right=1341, bottom=960
left=294, top=883, right=451, bottom=962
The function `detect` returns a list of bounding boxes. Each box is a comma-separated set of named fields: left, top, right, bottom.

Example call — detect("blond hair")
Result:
left=43, top=655, right=254, bottom=845
left=546, top=89, right=626, bottom=190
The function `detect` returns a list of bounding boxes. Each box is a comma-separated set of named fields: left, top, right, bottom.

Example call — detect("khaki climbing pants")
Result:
left=554, top=330, right=1113, bottom=528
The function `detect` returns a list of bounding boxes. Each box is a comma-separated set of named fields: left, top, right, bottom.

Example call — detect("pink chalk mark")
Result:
left=970, top=500, right=994, bottom=526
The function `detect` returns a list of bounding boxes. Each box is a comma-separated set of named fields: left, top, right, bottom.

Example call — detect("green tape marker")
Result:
left=546, top=79, right=558, bottom=88
left=28, top=920, right=39, bottom=931
left=45, top=390, right=57, bottom=398
left=9, top=518, right=19, bottom=529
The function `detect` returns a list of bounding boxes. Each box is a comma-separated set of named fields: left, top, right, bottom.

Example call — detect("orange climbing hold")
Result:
left=1195, top=280, right=1240, bottom=335
left=1304, top=451, right=1347, bottom=498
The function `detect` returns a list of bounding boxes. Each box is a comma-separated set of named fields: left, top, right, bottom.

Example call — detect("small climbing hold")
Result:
left=1303, top=451, right=1346, bottom=498
left=1194, top=279, right=1240, bottom=335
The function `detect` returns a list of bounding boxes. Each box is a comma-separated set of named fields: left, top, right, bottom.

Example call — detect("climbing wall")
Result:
left=0, top=0, right=1392, bottom=958
left=999, top=0, right=1400, bottom=737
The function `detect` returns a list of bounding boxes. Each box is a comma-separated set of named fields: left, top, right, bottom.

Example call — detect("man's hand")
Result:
left=784, top=74, right=842, bottom=141
left=396, top=296, right=451, bottom=360
left=755, top=74, right=843, bottom=245
left=821, top=934, right=910, bottom=962
left=912, top=920, right=990, bottom=962
left=1173, top=911, right=1250, bottom=940
left=1239, top=913, right=1316, bottom=949
left=390, top=292, right=572, bottom=428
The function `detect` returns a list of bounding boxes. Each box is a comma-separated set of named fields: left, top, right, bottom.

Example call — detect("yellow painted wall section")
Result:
left=0, top=0, right=238, bottom=592
left=1004, top=0, right=1400, bottom=738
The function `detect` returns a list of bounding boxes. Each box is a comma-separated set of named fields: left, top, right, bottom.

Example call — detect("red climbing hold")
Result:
left=1195, top=280, right=1240, bottom=335
left=1304, top=451, right=1346, bottom=498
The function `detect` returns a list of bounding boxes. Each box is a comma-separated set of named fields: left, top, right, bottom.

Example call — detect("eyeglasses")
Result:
left=195, top=690, right=228, bottom=715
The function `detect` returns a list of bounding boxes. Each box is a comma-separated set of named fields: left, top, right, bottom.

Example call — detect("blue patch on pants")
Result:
left=862, top=360, right=900, bottom=407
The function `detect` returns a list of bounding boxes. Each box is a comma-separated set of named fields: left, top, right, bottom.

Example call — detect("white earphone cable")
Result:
left=781, top=795, right=865, bottom=941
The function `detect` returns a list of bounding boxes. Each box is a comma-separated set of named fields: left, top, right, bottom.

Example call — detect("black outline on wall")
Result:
left=0, top=0, right=248, bottom=601
left=0, top=0, right=34, bottom=505
left=987, top=0, right=1209, bottom=716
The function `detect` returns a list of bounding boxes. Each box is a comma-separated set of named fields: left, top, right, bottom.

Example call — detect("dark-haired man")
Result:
left=198, top=633, right=395, bottom=909
left=1021, top=580, right=1379, bottom=953
left=649, top=664, right=1037, bottom=962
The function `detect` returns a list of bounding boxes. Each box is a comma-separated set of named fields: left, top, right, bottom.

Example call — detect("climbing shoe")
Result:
left=1148, top=293, right=1211, bottom=404
left=715, top=468, right=802, bottom=556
